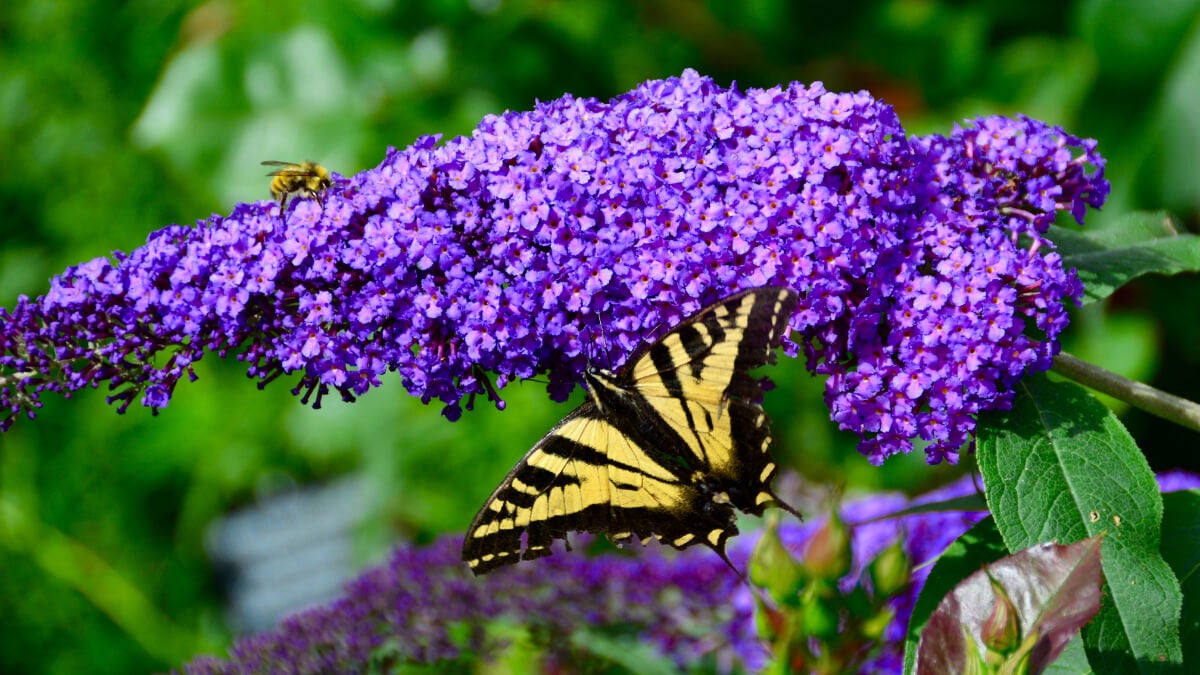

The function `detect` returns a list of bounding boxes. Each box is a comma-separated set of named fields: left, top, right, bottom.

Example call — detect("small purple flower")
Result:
left=0, top=70, right=1107, bottom=464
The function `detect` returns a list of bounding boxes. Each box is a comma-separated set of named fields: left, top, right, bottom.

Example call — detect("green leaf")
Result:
left=977, top=375, right=1182, bottom=672
left=1160, top=490, right=1200, bottom=667
left=1041, top=636, right=1093, bottom=674
left=903, top=517, right=1010, bottom=675
left=1049, top=212, right=1200, bottom=304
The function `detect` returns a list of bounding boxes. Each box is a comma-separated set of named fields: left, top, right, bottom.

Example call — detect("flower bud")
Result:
left=869, top=538, right=910, bottom=596
left=750, top=514, right=805, bottom=604
left=980, top=574, right=1022, bottom=655
left=803, top=512, right=851, bottom=581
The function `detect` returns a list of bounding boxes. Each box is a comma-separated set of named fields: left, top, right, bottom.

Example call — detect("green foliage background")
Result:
left=1, top=0, right=1197, bottom=672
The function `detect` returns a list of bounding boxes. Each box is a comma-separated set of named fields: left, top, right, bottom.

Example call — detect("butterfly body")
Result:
left=463, top=287, right=800, bottom=574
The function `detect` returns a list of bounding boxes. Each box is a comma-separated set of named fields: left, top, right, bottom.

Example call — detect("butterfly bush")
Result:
left=176, top=476, right=991, bottom=674
left=0, top=69, right=1107, bottom=463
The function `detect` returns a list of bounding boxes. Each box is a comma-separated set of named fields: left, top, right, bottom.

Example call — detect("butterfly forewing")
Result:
left=627, top=288, right=797, bottom=507
left=462, top=286, right=799, bottom=574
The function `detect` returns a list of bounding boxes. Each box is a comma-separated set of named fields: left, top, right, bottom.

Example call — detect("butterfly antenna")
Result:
left=640, top=308, right=672, bottom=359
left=581, top=323, right=597, bottom=379
left=594, top=297, right=614, bottom=370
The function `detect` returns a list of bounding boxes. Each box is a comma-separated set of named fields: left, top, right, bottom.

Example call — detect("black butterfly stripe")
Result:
left=581, top=363, right=712, bottom=479
left=497, top=466, right=563, bottom=508
left=637, top=294, right=761, bottom=470
left=526, top=505, right=703, bottom=542
left=542, top=431, right=686, bottom=485
left=731, top=291, right=786, bottom=374
left=471, top=476, right=707, bottom=570
left=477, top=428, right=687, bottom=515
left=513, top=464, right=561, bottom=489
left=646, top=324, right=718, bottom=451
left=594, top=386, right=715, bottom=477
left=622, top=293, right=775, bottom=476
left=685, top=319, right=724, bottom=380
left=649, top=343, right=686, bottom=399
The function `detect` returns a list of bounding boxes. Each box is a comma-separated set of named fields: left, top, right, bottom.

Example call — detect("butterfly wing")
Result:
left=462, top=286, right=799, bottom=574
left=462, top=404, right=705, bottom=574
left=623, top=286, right=800, bottom=518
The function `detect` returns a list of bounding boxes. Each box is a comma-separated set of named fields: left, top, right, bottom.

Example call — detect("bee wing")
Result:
left=269, top=170, right=322, bottom=179
left=266, top=169, right=320, bottom=177
left=262, top=160, right=314, bottom=177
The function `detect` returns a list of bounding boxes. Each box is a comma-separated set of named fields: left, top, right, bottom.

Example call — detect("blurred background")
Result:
left=1, top=0, right=1198, bottom=672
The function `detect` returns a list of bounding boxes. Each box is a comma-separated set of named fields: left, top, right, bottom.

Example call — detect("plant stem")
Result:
left=1051, top=352, right=1200, bottom=434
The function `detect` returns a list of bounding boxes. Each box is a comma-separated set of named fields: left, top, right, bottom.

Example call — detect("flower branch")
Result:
left=0, top=70, right=1109, bottom=467
left=1052, top=351, right=1200, bottom=433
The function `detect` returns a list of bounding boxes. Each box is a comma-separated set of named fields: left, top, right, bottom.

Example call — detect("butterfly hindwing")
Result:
left=462, top=286, right=799, bottom=574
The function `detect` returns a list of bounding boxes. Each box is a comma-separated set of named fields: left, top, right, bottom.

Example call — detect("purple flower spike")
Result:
left=175, top=476, right=988, bottom=674
left=0, top=70, right=1107, bottom=463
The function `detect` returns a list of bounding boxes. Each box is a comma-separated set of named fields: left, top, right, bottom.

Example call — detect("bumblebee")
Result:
left=262, top=160, right=333, bottom=214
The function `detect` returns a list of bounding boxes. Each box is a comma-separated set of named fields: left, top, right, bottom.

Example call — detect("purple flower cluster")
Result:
left=178, top=533, right=750, bottom=673
left=177, top=477, right=990, bottom=674
left=821, top=117, right=1107, bottom=463
left=0, top=69, right=1107, bottom=462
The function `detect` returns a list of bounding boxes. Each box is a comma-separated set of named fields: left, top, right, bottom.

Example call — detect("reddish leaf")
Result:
left=916, top=536, right=1104, bottom=674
